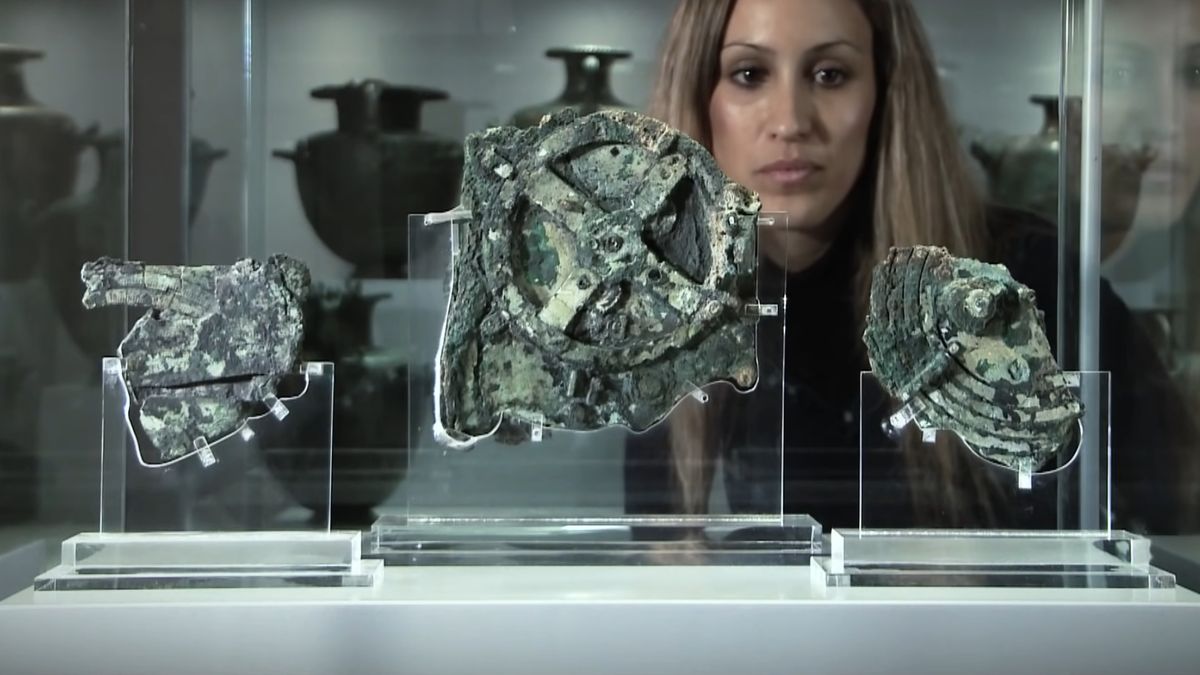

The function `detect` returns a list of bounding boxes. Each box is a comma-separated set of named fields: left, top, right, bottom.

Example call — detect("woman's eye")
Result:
left=814, top=67, right=847, bottom=87
left=730, top=66, right=767, bottom=87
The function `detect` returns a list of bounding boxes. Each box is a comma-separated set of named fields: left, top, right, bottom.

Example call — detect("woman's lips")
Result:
left=755, top=159, right=818, bottom=188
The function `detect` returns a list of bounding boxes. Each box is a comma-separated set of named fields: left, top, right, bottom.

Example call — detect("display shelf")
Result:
left=2, top=565, right=1200, bottom=675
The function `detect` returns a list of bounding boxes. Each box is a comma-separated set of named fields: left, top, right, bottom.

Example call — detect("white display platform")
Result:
left=3, top=565, right=1200, bottom=675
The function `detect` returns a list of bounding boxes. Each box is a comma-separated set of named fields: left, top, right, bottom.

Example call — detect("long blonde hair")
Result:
left=650, top=0, right=1001, bottom=523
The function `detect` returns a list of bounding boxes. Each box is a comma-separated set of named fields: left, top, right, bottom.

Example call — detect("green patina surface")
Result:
left=864, top=245, right=1083, bottom=472
left=435, top=109, right=762, bottom=446
left=81, top=255, right=310, bottom=463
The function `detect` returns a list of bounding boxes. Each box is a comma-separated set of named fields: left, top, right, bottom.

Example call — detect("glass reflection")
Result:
left=1102, top=0, right=1200, bottom=233
left=1101, top=0, right=1200, bottom=532
left=0, top=0, right=127, bottom=598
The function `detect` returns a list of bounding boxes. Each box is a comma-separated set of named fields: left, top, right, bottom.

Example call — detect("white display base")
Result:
left=370, top=513, right=821, bottom=565
left=4, top=565, right=1199, bottom=675
left=33, top=531, right=382, bottom=591
left=812, top=529, right=1176, bottom=591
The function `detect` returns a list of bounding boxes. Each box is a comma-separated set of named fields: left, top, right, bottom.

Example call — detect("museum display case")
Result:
left=1, top=0, right=1200, bottom=671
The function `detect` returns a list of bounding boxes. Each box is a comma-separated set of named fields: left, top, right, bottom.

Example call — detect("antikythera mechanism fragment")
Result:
left=435, top=109, right=762, bottom=447
left=81, top=255, right=310, bottom=464
left=864, top=246, right=1082, bottom=472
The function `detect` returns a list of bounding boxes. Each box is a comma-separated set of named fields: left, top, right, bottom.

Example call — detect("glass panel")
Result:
left=256, top=0, right=688, bottom=533
left=826, top=1, right=1076, bottom=532
left=11, top=0, right=1197, bottom=592
left=134, top=0, right=1200, bottom=541
left=0, top=1, right=127, bottom=599
left=1090, top=0, right=1200, bottom=538
left=910, top=1, right=1196, bottom=541
left=187, top=0, right=246, bottom=264
left=943, top=1, right=1068, bottom=225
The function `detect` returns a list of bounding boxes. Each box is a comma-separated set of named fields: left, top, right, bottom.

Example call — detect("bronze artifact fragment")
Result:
left=863, top=246, right=1083, bottom=473
left=81, top=256, right=310, bottom=465
left=435, top=109, right=762, bottom=447
left=509, top=46, right=634, bottom=128
left=274, top=80, right=463, bottom=278
left=39, top=131, right=226, bottom=367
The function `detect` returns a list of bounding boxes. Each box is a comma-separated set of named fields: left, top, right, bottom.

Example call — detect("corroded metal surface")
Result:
left=81, top=255, right=310, bottom=463
left=864, top=246, right=1082, bottom=471
left=435, top=109, right=761, bottom=447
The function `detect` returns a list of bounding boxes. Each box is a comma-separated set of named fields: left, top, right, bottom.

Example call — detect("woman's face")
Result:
left=708, top=0, right=876, bottom=233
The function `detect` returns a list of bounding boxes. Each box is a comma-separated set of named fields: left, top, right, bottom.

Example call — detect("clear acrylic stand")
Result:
left=370, top=513, right=821, bottom=566
left=36, top=358, right=382, bottom=590
left=812, top=370, right=1176, bottom=589
left=34, top=531, right=380, bottom=590
left=813, top=529, right=1175, bottom=591
left=368, top=209, right=820, bottom=565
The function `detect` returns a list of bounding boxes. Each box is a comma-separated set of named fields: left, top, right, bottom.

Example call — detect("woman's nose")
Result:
left=767, top=83, right=814, bottom=141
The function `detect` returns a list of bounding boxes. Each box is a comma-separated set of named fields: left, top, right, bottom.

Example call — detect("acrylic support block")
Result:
left=99, top=358, right=336, bottom=533
left=33, top=531, right=382, bottom=591
left=859, top=371, right=1112, bottom=530
left=811, top=529, right=1176, bottom=591
left=368, top=513, right=820, bottom=566
left=394, top=212, right=794, bottom=547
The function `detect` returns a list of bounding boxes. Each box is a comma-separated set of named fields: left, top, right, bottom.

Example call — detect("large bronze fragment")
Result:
left=863, top=246, right=1082, bottom=472
left=435, top=109, right=761, bottom=447
left=81, top=255, right=310, bottom=464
